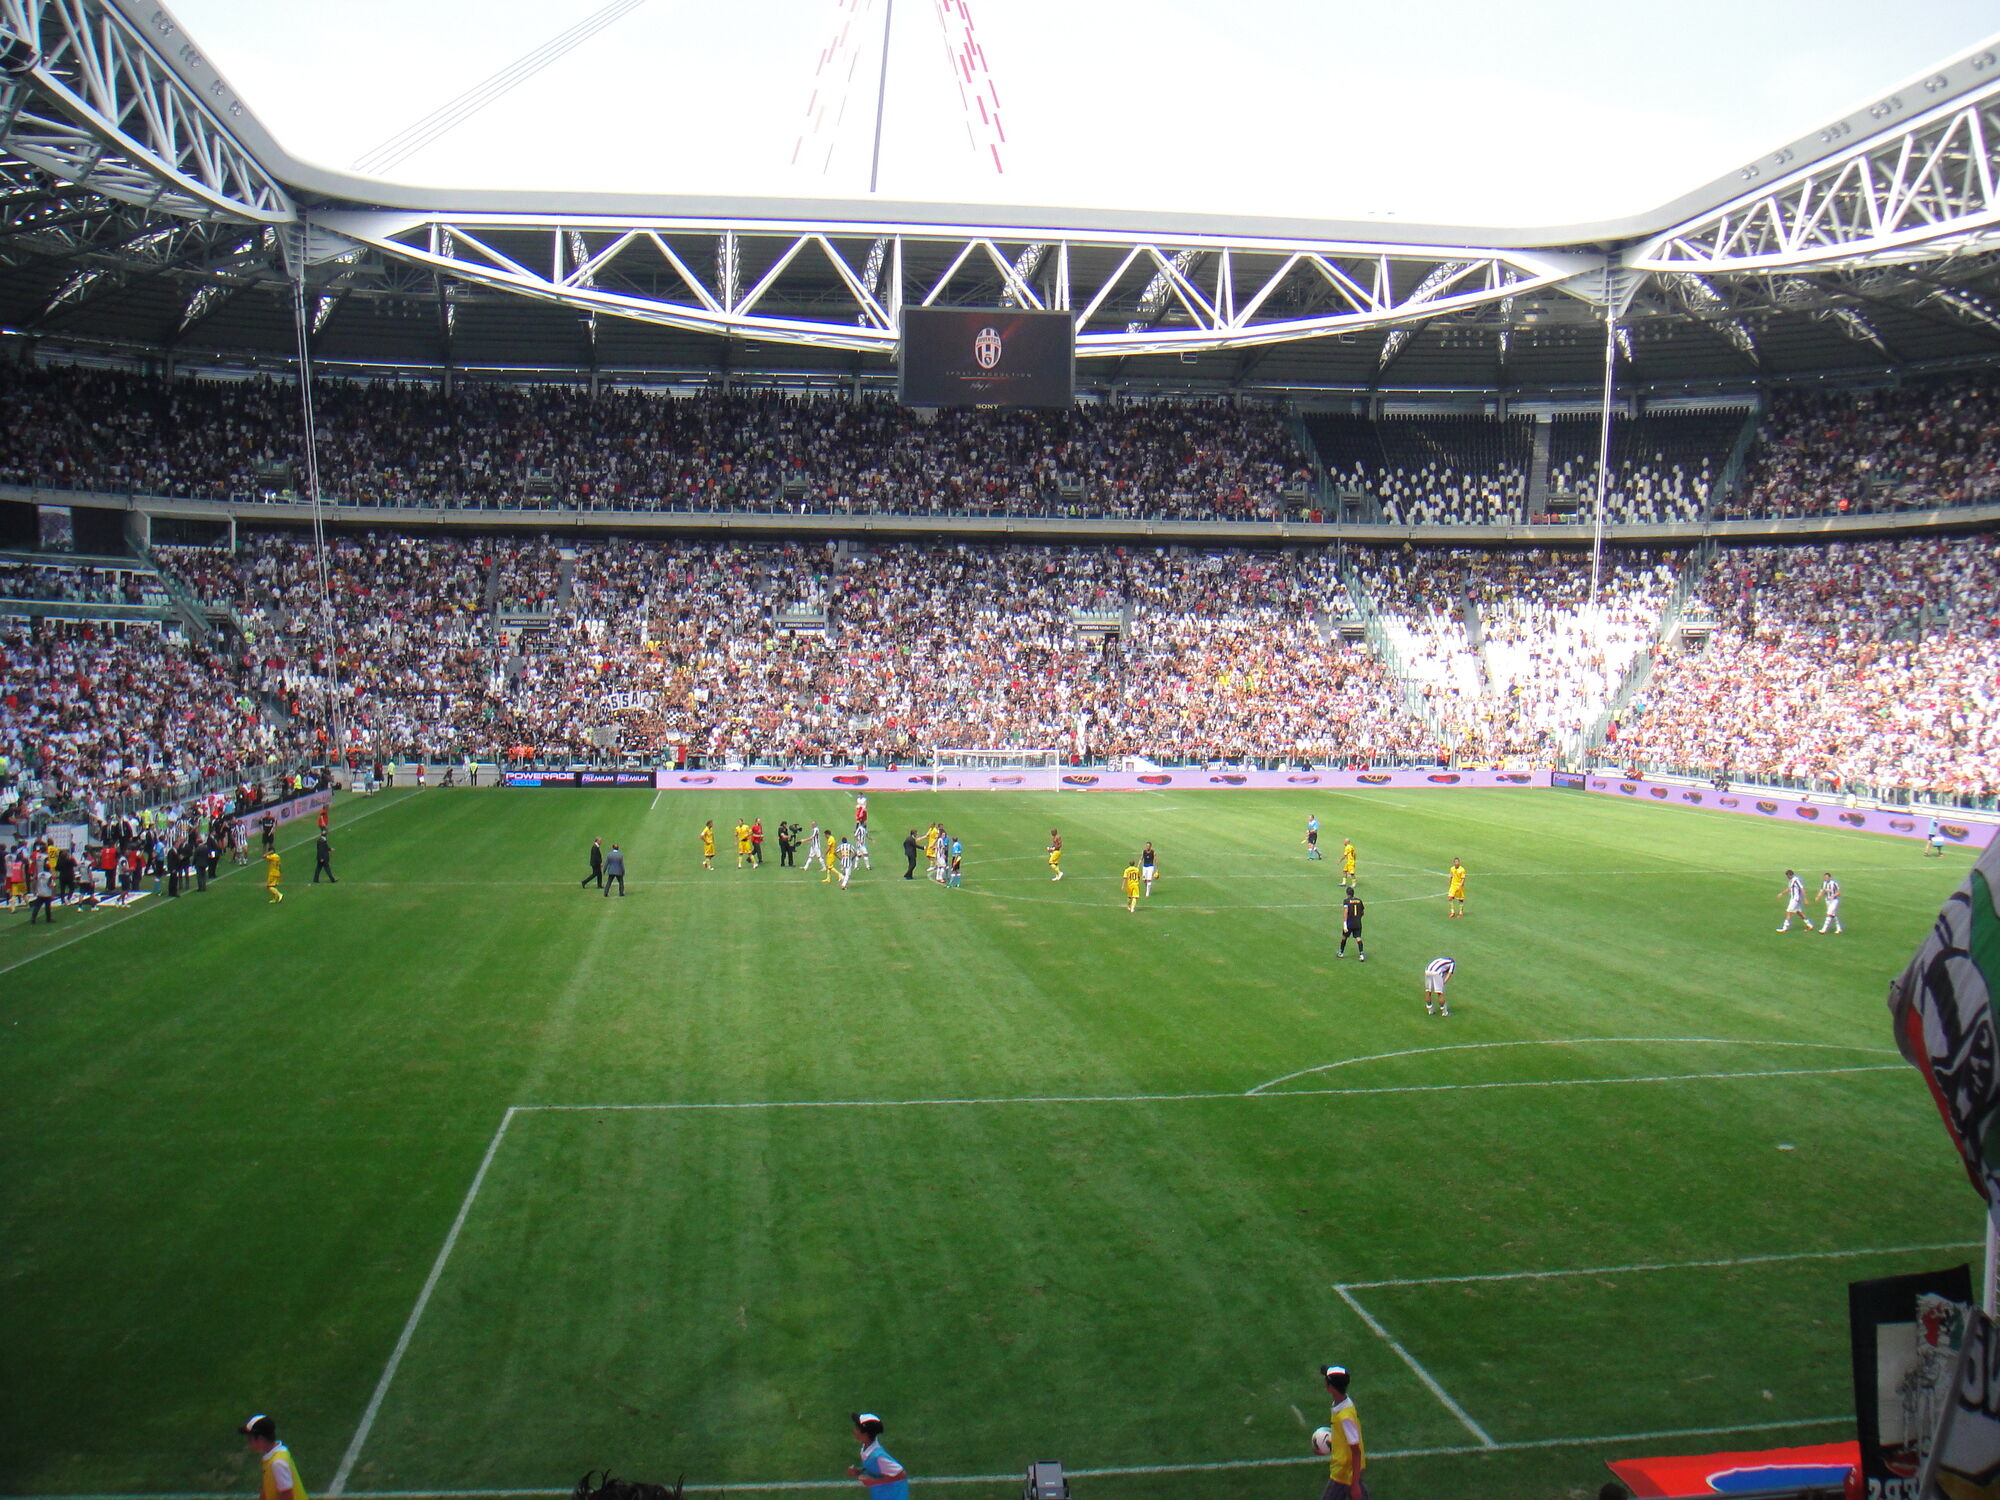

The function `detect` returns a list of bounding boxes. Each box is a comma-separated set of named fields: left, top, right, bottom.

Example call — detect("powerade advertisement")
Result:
left=504, top=771, right=653, bottom=788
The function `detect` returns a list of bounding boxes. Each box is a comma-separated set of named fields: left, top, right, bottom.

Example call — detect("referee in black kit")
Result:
left=1336, top=888, right=1365, bottom=960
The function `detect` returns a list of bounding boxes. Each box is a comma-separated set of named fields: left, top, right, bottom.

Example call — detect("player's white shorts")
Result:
left=1424, top=973, right=1449, bottom=994
left=1824, top=898, right=1840, bottom=917
left=1786, top=897, right=1804, bottom=913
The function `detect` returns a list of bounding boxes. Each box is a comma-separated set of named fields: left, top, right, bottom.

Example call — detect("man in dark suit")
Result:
left=902, top=828, right=920, bottom=880
left=313, top=832, right=336, bottom=883
left=582, top=837, right=604, bottom=889
left=603, top=843, right=626, bottom=897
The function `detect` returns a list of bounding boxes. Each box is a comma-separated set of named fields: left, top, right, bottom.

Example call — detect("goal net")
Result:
left=933, top=747, right=1063, bottom=776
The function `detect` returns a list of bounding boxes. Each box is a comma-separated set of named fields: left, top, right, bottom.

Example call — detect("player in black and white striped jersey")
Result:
left=1818, top=872, right=1843, bottom=934
left=1778, top=869, right=1810, bottom=932
left=1424, top=956, right=1455, bottom=1017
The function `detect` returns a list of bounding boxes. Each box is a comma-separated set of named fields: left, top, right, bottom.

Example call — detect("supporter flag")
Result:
left=1918, top=1305, right=2000, bottom=1500
left=1888, top=837, right=2000, bottom=1205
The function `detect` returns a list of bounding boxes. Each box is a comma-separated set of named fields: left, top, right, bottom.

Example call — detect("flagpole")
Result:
left=1984, top=1205, right=1997, bottom=1315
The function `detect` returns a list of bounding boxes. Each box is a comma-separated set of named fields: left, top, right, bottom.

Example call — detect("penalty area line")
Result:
left=1341, top=1238, right=1986, bottom=1291
left=1336, top=1285, right=1496, bottom=1448
left=327, top=1107, right=520, bottom=1496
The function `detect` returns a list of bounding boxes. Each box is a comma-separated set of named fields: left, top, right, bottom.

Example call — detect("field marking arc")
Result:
left=1335, top=1284, right=1496, bottom=1448
left=1247, top=1037, right=1900, bottom=1095
left=14, top=1416, right=1861, bottom=1497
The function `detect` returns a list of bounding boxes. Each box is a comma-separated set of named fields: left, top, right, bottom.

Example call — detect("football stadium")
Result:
left=3, top=5, right=2000, bottom=1500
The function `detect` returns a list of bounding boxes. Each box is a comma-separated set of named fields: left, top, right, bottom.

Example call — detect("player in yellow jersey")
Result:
left=1047, top=828, right=1064, bottom=881
left=1122, top=859, right=1142, bottom=913
left=1318, top=1366, right=1366, bottom=1500
left=700, top=820, right=716, bottom=870
left=734, top=820, right=752, bottom=869
left=1340, top=838, right=1357, bottom=895
left=239, top=1414, right=305, bottom=1500
left=1446, top=858, right=1466, bottom=918
left=263, top=849, right=283, bottom=904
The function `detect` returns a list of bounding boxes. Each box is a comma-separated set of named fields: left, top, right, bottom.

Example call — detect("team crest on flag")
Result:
left=1888, top=838, right=2000, bottom=1204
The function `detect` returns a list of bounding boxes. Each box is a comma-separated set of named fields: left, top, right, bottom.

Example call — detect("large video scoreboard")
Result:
left=897, top=307, right=1075, bottom=407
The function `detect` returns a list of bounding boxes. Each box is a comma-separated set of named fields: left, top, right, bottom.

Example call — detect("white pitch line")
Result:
left=1336, top=1285, right=1496, bottom=1448
left=328, top=1107, right=520, bottom=1497
left=1248, top=1036, right=1898, bottom=1095
left=0, top=1420, right=1865, bottom=1499
left=518, top=1063, right=1894, bottom=1115
left=1341, top=1238, right=1985, bottom=1290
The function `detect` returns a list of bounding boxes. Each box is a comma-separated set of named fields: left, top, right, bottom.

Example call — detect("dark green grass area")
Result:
left=0, top=786, right=1982, bottom=1500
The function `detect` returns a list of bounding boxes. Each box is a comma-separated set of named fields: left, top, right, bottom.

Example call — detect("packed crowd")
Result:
left=0, top=620, right=308, bottom=817
left=0, top=364, right=1309, bottom=521
left=1616, top=536, right=2000, bottom=797
left=1728, top=375, right=2000, bottom=519
left=132, top=534, right=1433, bottom=767
left=7, top=520, right=1998, bottom=807
left=1357, top=547, right=1680, bottom=759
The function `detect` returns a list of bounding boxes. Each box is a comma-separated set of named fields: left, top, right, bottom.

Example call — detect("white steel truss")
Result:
left=311, top=210, right=1595, bottom=356
left=0, top=0, right=291, bottom=223
left=1629, top=75, right=2000, bottom=274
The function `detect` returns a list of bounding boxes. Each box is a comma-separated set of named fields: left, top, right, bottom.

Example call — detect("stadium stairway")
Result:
left=1460, top=585, right=1490, bottom=693
left=134, top=542, right=221, bottom=645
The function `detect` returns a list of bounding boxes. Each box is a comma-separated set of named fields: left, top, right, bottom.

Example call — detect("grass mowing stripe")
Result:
left=1340, top=1238, right=1984, bottom=1290
left=1335, top=1284, right=1497, bottom=1447
left=327, top=1108, right=520, bottom=1497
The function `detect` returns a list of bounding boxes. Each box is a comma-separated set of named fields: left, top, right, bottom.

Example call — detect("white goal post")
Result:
left=933, top=748, right=1063, bottom=778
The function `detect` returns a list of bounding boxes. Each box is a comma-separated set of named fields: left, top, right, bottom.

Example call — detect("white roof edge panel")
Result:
left=114, top=0, right=2000, bottom=252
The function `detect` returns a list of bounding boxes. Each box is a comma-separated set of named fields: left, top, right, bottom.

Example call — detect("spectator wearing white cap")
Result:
left=238, top=1414, right=305, bottom=1500
left=846, top=1413, right=908, bottom=1500
left=1319, top=1365, right=1366, bottom=1500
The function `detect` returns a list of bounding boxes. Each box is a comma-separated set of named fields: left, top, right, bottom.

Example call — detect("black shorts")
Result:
left=1342, top=924, right=1361, bottom=937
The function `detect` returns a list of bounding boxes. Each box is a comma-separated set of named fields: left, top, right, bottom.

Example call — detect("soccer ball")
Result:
left=1311, top=1427, right=1333, bottom=1455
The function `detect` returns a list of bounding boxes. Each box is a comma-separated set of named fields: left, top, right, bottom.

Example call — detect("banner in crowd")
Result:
left=1918, top=1304, right=2000, bottom=1500
left=1585, top=777, right=1999, bottom=848
left=1890, top=837, right=2000, bottom=1207
left=633, top=767, right=1552, bottom=793
left=1848, top=1266, right=1973, bottom=1498
left=596, top=691, right=656, bottom=712
left=264, top=788, right=333, bottom=827
left=1606, top=1439, right=1858, bottom=1497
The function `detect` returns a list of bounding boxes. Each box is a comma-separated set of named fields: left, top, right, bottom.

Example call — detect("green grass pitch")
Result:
left=0, top=785, right=1983, bottom=1500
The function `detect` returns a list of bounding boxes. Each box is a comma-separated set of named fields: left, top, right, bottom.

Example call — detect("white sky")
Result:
left=175, top=0, right=2000, bottom=228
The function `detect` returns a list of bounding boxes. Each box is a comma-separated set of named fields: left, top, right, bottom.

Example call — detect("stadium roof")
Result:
left=6, top=0, right=2000, bottom=393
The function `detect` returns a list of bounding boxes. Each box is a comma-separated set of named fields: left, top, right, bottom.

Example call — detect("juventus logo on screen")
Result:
left=973, top=326, right=1003, bottom=369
